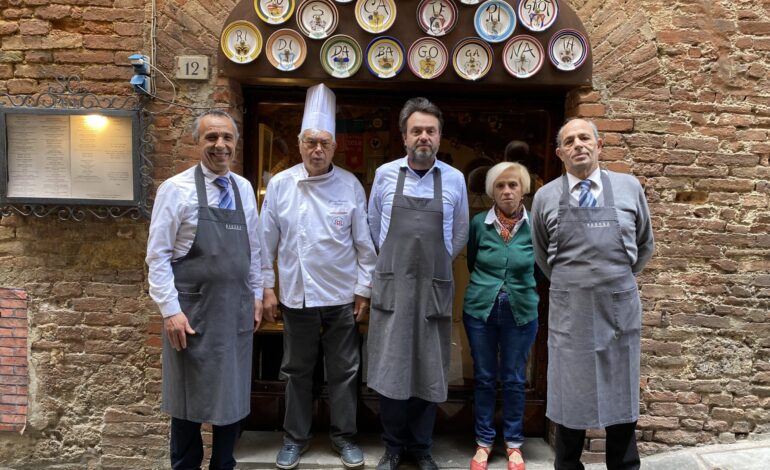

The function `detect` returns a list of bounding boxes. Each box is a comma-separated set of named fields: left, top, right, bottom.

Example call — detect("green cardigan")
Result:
left=462, top=210, right=539, bottom=325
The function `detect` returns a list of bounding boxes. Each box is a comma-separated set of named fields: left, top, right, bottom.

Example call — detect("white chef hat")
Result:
left=301, top=83, right=336, bottom=136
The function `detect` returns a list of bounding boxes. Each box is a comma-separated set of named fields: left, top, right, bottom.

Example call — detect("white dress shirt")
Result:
left=146, top=163, right=264, bottom=317
left=566, top=167, right=603, bottom=204
left=484, top=205, right=529, bottom=236
left=260, top=163, right=377, bottom=309
left=368, top=156, right=469, bottom=258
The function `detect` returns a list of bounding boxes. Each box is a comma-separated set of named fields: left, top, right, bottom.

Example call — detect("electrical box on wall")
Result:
left=176, top=55, right=209, bottom=80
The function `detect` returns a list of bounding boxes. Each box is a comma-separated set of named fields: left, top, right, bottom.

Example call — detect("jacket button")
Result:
left=614, top=330, right=621, bottom=339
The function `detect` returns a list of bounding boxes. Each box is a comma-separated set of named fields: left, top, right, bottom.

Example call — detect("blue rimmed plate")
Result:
left=452, top=37, right=493, bottom=80
left=474, top=0, right=516, bottom=43
left=320, top=34, right=363, bottom=78
left=502, top=34, right=544, bottom=78
left=254, top=0, right=296, bottom=25
left=518, top=0, right=558, bottom=32
left=548, top=29, right=589, bottom=71
left=366, top=36, right=405, bottom=79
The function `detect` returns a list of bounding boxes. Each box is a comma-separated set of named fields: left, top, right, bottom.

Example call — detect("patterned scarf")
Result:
left=495, top=204, right=524, bottom=242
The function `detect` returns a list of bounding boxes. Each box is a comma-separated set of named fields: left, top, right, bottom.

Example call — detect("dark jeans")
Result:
left=379, top=395, right=437, bottom=457
left=463, top=291, right=538, bottom=447
left=281, top=303, right=360, bottom=444
left=170, top=417, right=240, bottom=470
left=555, top=422, right=640, bottom=470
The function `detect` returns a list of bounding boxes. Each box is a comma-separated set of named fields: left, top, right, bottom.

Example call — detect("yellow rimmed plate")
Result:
left=355, top=0, right=397, bottom=34
left=221, top=20, right=263, bottom=64
left=266, top=28, right=307, bottom=71
left=320, top=34, right=363, bottom=78
left=296, top=0, right=339, bottom=40
left=452, top=37, right=493, bottom=80
left=254, top=0, right=296, bottom=25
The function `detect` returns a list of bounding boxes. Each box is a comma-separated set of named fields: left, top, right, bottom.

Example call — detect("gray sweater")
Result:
left=530, top=169, right=655, bottom=279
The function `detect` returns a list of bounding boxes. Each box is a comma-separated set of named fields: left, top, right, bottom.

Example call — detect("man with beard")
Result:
left=367, top=97, right=469, bottom=470
left=146, top=109, right=263, bottom=470
left=531, top=118, right=654, bottom=470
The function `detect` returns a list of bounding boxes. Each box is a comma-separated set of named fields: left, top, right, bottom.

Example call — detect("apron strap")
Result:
left=194, top=164, right=209, bottom=209
left=230, top=175, right=244, bottom=212
left=559, top=174, right=571, bottom=207
left=431, top=166, right=442, bottom=202
left=395, top=166, right=407, bottom=196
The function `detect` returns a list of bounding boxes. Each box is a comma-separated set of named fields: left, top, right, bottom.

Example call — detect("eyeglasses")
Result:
left=301, top=139, right=334, bottom=151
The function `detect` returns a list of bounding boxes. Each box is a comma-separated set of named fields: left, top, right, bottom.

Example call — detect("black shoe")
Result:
left=275, top=441, right=309, bottom=469
left=332, top=439, right=364, bottom=468
left=416, top=454, right=439, bottom=470
left=376, top=452, right=401, bottom=470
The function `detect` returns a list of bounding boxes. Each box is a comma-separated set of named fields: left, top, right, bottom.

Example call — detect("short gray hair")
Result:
left=192, top=109, right=240, bottom=143
left=555, top=118, right=599, bottom=147
left=398, top=97, right=443, bottom=134
left=485, top=162, right=531, bottom=198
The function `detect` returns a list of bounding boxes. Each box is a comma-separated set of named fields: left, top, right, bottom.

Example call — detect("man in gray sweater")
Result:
left=531, top=118, right=654, bottom=470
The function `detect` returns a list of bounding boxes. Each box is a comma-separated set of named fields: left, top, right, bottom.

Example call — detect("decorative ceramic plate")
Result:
left=334, top=0, right=353, bottom=2
left=452, top=37, right=493, bottom=80
left=320, top=34, right=363, bottom=78
left=221, top=20, right=263, bottom=64
left=365, top=36, right=405, bottom=79
left=416, top=0, right=458, bottom=37
left=474, top=0, right=516, bottom=43
left=548, top=29, right=588, bottom=71
left=355, top=0, right=397, bottom=34
left=407, top=37, right=449, bottom=79
left=518, top=0, right=558, bottom=32
left=266, top=29, right=307, bottom=71
left=502, top=34, right=544, bottom=78
left=459, top=0, right=480, bottom=4
left=254, top=0, right=296, bottom=25
left=296, top=0, right=339, bottom=40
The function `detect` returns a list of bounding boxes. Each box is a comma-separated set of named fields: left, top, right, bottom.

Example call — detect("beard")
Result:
left=407, top=143, right=437, bottom=165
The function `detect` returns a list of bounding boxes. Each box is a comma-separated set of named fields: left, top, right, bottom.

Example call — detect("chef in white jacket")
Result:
left=260, top=83, right=377, bottom=470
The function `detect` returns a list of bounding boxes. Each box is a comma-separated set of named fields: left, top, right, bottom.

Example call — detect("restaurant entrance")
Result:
left=240, top=85, right=565, bottom=438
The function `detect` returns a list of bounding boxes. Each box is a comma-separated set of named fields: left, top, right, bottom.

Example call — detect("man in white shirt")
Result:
left=146, top=109, right=264, bottom=470
left=261, top=84, right=377, bottom=470
left=367, top=97, right=469, bottom=470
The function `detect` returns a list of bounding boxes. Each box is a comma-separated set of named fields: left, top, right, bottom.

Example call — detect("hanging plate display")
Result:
left=517, top=0, right=558, bottom=32
left=452, top=37, right=493, bottom=80
left=474, top=0, right=516, bottom=43
left=355, top=0, right=397, bottom=34
left=416, top=0, right=458, bottom=37
left=296, top=0, right=339, bottom=40
left=365, top=36, right=405, bottom=79
left=459, top=0, right=481, bottom=4
left=334, top=0, right=353, bottom=2
left=407, top=37, right=449, bottom=79
left=254, top=0, right=296, bottom=25
left=266, top=29, right=307, bottom=71
left=502, top=34, right=544, bottom=78
left=221, top=20, right=263, bottom=64
left=320, top=34, right=363, bottom=78
left=548, top=29, right=589, bottom=71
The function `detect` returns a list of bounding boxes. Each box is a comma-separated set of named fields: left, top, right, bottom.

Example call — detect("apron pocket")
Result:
left=427, top=278, right=453, bottom=320
left=611, top=286, right=641, bottom=333
left=371, top=272, right=395, bottom=312
left=178, top=291, right=205, bottom=334
left=548, top=289, right=571, bottom=333
left=238, top=294, right=255, bottom=334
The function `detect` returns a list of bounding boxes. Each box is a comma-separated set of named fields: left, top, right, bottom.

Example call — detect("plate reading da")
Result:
left=176, top=55, right=210, bottom=80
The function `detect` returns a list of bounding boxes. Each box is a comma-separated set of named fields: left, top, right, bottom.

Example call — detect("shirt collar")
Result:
left=298, top=163, right=335, bottom=182
left=484, top=205, right=529, bottom=226
left=200, top=163, right=230, bottom=182
left=398, top=156, right=439, bottom=176
left=566, top=166, right=602, bottom=191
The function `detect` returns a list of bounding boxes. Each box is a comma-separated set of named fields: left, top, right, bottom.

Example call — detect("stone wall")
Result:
left=0, top=0, right=768, bottom=468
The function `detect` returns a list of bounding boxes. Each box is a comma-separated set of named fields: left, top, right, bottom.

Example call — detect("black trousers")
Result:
left=170, top=417, right=241, bottom=470
left=379, top=395, right=437, bottom=458
left=554, top=422, right=640, bottom=470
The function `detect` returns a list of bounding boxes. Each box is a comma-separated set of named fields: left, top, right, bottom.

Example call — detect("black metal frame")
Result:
left=0, top=76, right=154, bottom=221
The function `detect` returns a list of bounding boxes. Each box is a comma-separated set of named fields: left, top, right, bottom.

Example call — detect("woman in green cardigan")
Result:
left=464, top=162, right=539, bottom=470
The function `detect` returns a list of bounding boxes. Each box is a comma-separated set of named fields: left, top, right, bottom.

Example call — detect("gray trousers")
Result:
left=281, top=303, right=360, bottom=444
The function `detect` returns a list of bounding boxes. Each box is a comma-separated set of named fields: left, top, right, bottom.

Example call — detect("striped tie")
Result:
left=214, top=176, right=234, bottom=210
left=578, top=179, right=597, bottom=207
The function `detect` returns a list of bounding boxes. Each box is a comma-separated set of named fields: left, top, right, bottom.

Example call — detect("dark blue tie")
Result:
left=214, top=176, right=234, bottom=210
left=578, top=179, right=597, bottom=208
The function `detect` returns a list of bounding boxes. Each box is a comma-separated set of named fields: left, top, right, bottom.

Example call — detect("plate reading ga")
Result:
left=176, top=55, right=209, bottom=80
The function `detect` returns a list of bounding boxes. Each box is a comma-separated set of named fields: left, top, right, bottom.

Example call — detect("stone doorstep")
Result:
left=235, top=431, right=555, bottom=469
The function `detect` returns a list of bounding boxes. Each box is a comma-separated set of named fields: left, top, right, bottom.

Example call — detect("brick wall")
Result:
left=0, top=288, right=28, bottom=433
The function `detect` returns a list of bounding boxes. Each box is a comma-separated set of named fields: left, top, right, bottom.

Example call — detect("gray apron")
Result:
left=367, top=167, right=453, bottom=403
left=546, top=172, right=641, bottom=429
left=161, top=165, right=254, bottom=426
